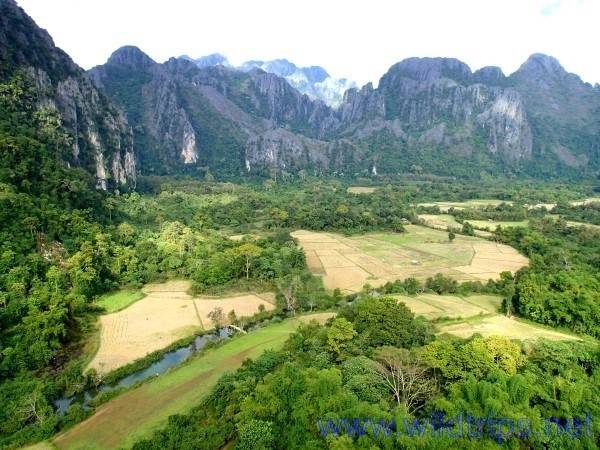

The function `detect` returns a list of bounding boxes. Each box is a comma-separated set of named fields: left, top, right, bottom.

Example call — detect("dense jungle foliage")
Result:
left=131, top=301, right=600, bottom=450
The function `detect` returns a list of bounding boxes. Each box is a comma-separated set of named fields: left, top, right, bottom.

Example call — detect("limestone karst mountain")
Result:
left=3, top=0, right=600, bottom=181
left=0, top=0, right=136, bottom=189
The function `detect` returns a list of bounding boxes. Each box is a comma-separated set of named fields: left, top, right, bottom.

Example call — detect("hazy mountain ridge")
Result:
left=180, top=53, right=357, bottom=109
left=3, top=0, right=600, bottom=181
left=89, top=45, right=600, bottom=178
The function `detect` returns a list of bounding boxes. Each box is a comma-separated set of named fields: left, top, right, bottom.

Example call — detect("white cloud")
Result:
left=16, top=0, right=600, bottom=86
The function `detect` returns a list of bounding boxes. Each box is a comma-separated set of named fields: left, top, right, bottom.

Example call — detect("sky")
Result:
left=17, top=0, right=600, bottom=86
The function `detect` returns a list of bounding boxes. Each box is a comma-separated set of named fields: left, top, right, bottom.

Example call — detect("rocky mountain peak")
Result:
left=1, top=0, right=136, bottom=189
left=514, top=53, right=567, bottom=80
left=107, top=46, right=155, bottom=69
left=302, top=66, right=329, bottom=83
left=383, top=57, right=473, bottom=84
left=0, top=0, right=78, bottom=81
left=473, top=66, right=506, bottom=85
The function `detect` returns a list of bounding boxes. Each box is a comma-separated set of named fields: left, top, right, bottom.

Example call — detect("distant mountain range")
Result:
left=179, top=53, right=356, bottom=108
left=2, top=0, right=600, bottom=185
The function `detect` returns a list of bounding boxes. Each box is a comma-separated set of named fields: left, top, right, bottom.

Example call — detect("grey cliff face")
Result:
left=90, top=52, right=201, bottom=172
left=334, top=57, right=533, bottom=161
left=0, top=0, right=136, bottom=189
left=88, top=44, right=600, bottom=177
left=509, top=53, right=600, bottom=168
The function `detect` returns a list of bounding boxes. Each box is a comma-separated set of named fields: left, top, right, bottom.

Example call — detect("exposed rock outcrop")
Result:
left=89, top=45, right=600, bottom=177
left=0, top=0, right=136, bottom=189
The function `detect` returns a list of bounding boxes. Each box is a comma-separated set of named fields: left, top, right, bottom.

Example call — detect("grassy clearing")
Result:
left=418, top=214, right=461, bottom=230
left=293, top=226, right=528, bottom=293
left=398, top=293, right=579, bottom=342
left=347, top=186, right=377, bottom=194
left=542, top=215, right=600, bottom=231
left=53, top=316, right=320, bottom=450
left=96, top=289, right=144, bottom=313
left=565, top=221, right=600, bottom=231
left=417, top=199, right=510, bottom=212
left=571, top=197, right=600, bottom=206
left=20, top=442, right=55, bottom=450
left=465, top=219, right=529, bottom=230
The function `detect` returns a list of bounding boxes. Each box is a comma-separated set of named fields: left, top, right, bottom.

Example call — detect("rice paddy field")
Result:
left=463, top=219, right=530, bottom=230
left=417, top=214, right=462, bottom=230
left=53, top=316, right=322, bottom=450
left=88, top=281, right=275, bottom=374
left=439, top=315, right=579, bottom=341
left=96, top=289, right=145, bottom=313
left=292, top=225, right=528, bottom=294
left=393, top=293, right=578, bottom=342
left=393, top=293, right=501, bottom=319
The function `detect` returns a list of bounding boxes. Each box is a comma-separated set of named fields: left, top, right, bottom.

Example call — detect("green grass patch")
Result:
left=465, top=220, right=529, bottom=230
left=96, top=289, right=145, bottom=313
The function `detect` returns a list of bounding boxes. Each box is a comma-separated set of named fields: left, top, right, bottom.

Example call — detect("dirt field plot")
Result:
left=88, top=281, right=274, bottom=373
left=418, top=214, right=461, bottom=230
left=347, top=186, right=377, bottom=194
left=439, top=315, right=578, bottom=341
left=417, top=199, right=510, bottom=212
left=571, top=197, right=600, bottom=206
left=394, top=293, right=498, bottom=320
left=566, top=221, right=600, bottom=231
left=418, top=214, right=492, bottom=237
left=292, top=226, right=528, bottom=293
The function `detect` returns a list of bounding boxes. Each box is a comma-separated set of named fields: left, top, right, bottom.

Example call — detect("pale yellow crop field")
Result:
left=88, top=281, right=274, bottom=374
left=393, top=293, right=500, bottom=320
left=347, top=186, right=377, bottom=194
left=439, top=315, right=578, bottom=341
left=417, top=199, right=510, bottom=212
left=292, top=225, right=528, bottom=294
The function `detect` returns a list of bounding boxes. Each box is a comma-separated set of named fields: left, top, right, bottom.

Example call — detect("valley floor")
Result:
left=52, top=315, right=328, bottom=449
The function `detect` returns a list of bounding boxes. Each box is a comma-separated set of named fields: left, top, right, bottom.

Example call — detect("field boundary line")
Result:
left=192, top=299, right=205, bottom=329
left=459, top=295, right=501, bottom=313
left=404, top=295, right=446, bottom=312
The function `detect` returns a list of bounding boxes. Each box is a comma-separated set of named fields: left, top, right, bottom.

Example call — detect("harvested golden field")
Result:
left=439, top=315, right=578, bottom=341
left=88, top=281, right=274, bottom=374
left=347, top=186, right=377, bottom=194
left=393, top=293, right=500, bottom=320
left=394, top=292, right=576, bottom=342
left=571, top=197, right=600, bottom=206
left=465, top=219, right=529, bottom=230
left=292, top=226, right=528, bottom=293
